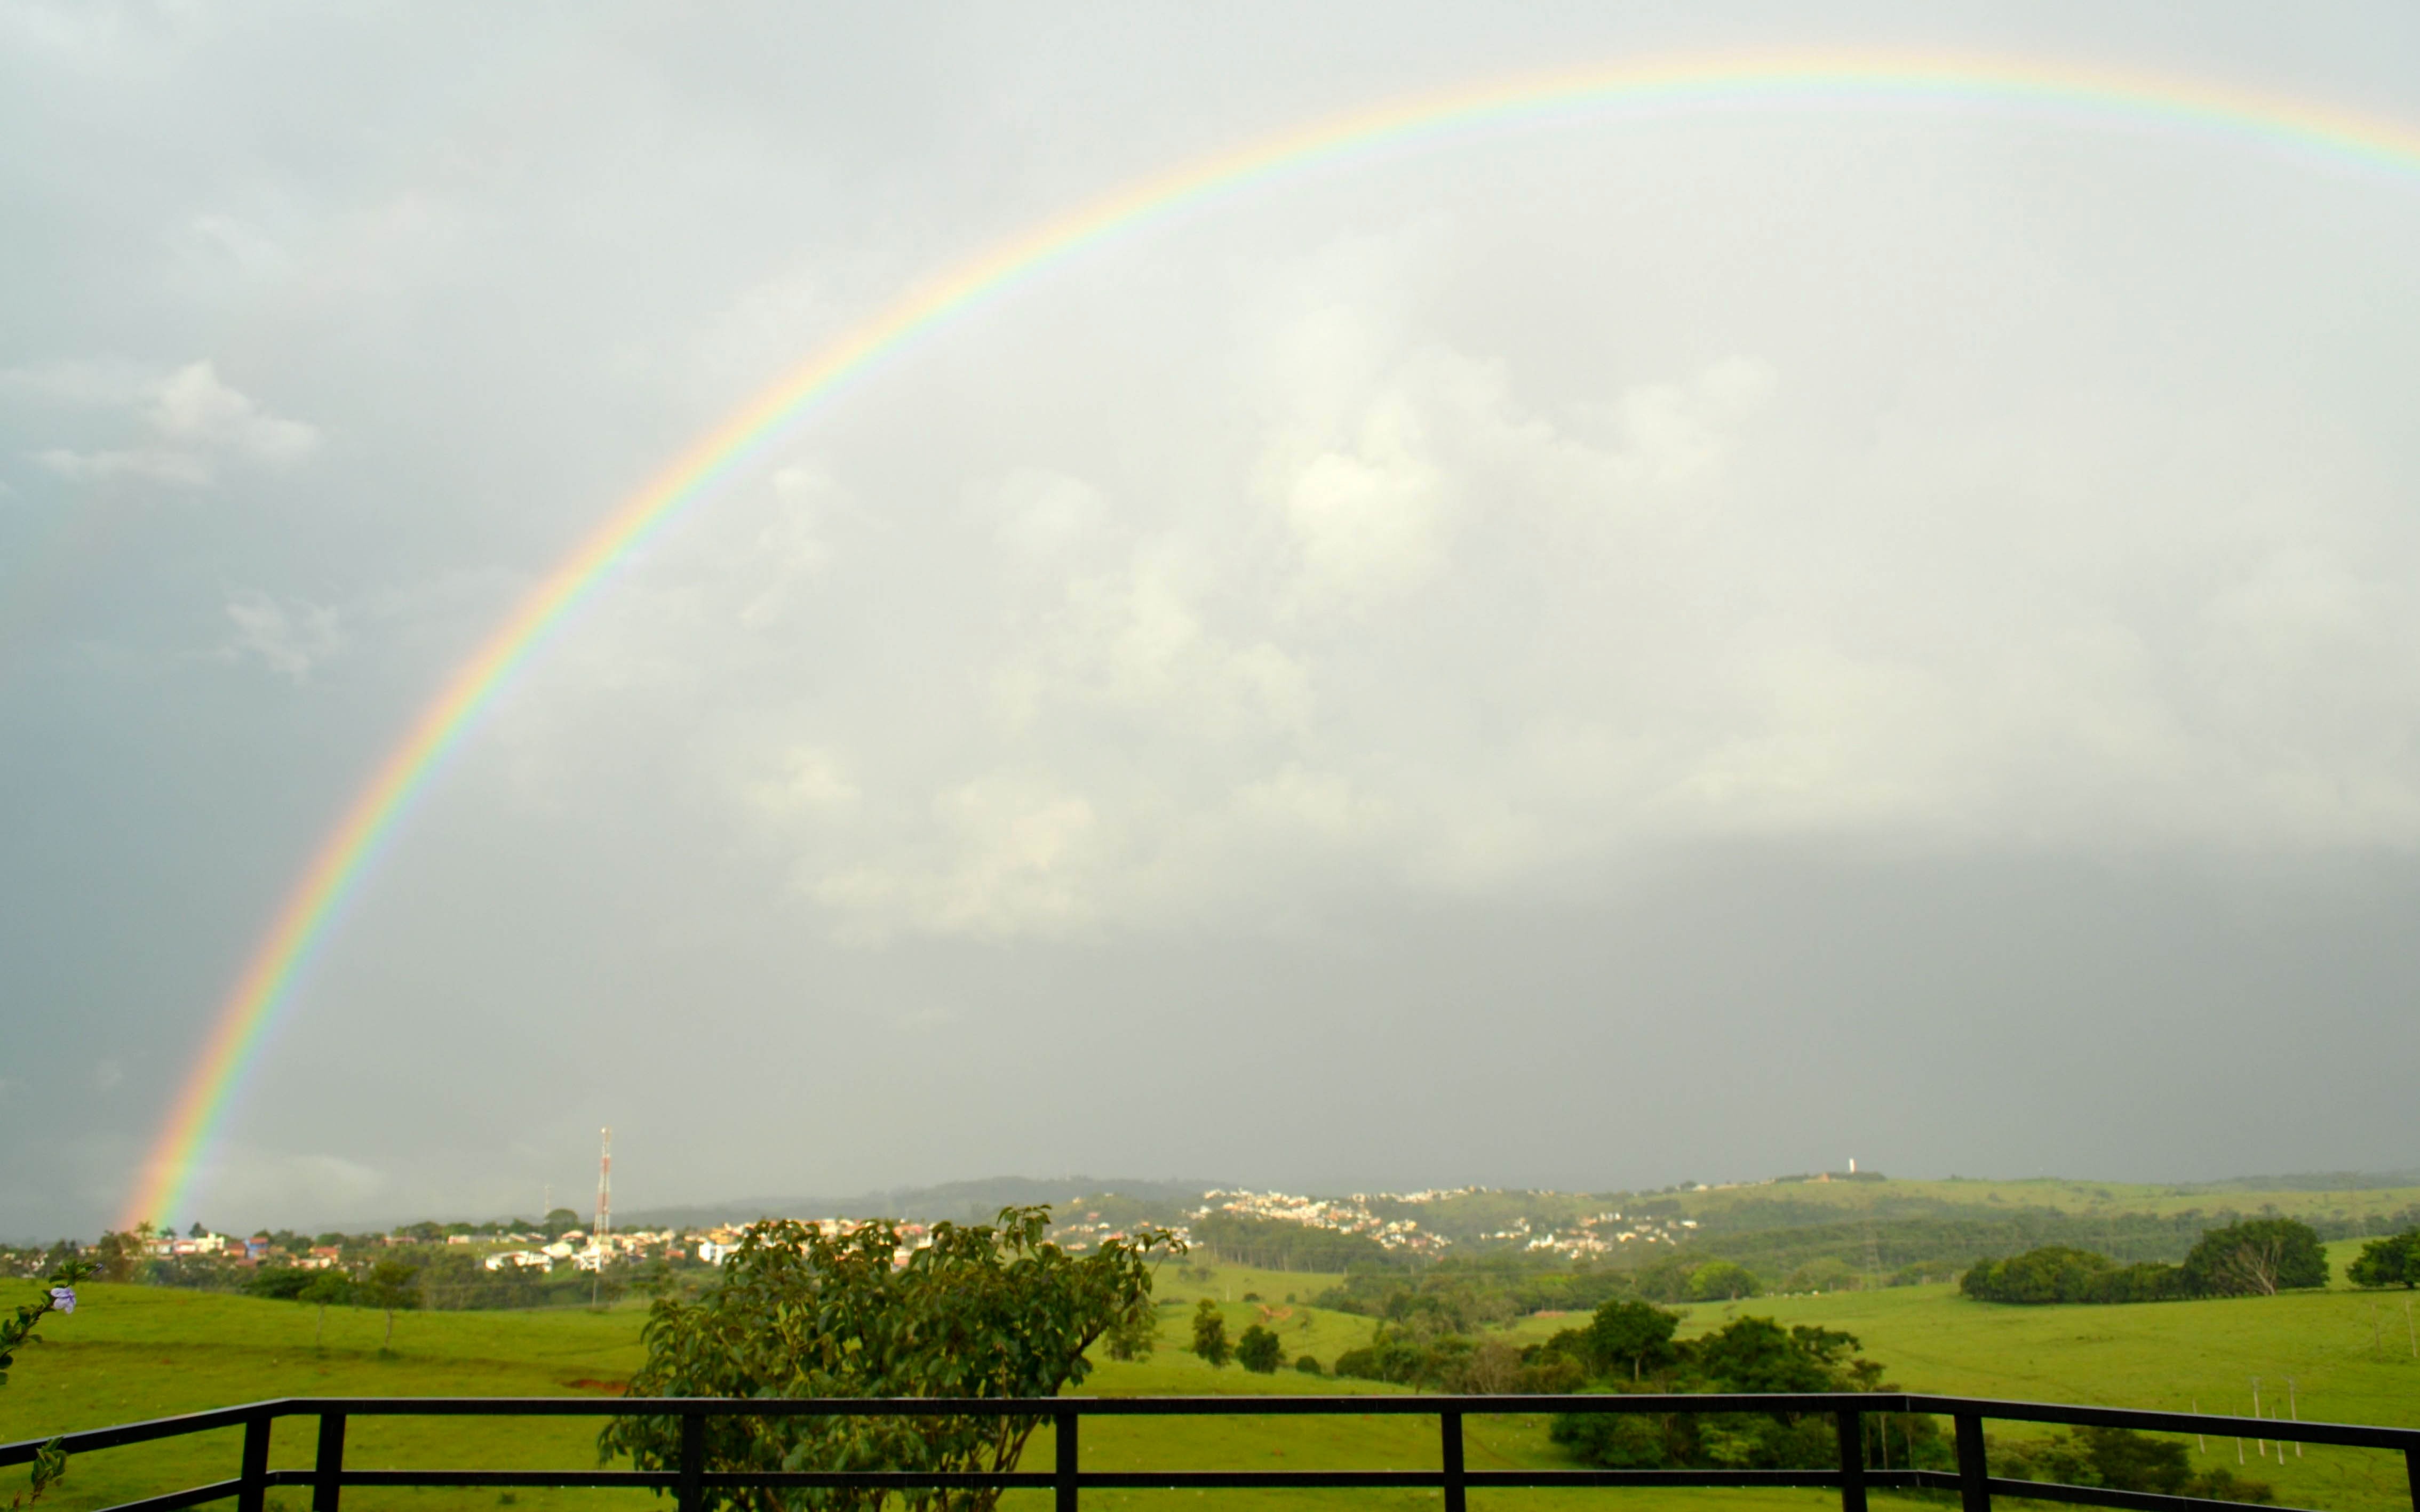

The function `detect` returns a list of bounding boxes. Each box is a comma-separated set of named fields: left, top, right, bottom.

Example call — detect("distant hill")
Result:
left=619, top=1174, right=1217, bottom=1230
left=580, top=1169, right=2420, bottom=1283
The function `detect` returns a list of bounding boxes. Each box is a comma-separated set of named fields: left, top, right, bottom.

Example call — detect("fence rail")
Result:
left=5, top=1392, right=2414, bottom=1512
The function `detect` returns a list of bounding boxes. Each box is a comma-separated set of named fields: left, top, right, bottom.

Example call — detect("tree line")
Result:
left=1960, top=1218, right=2349, bottom=1303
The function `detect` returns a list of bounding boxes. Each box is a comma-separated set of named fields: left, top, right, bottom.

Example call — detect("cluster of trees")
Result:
left=603, top=1206, right=1176, bottom=1512
left=243, top=1247, right=639, bottom=1333
left=2348, top=1229, right=2420, bottom=1289
left=1184, top=1298, right=1300, bottom=1375
left=1190, top=1214, right=1400, bottom=1273
left=1545, top=1303, right=1933, bottom=1471
left=1957, top=1246, right=2192, bottom=1305
left=1312, top=1255, right=1688, bottom=1328
left=1962, top=1219, right=2329, bottom=1305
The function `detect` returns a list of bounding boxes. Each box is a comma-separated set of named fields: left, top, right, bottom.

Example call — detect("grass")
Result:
left=3, top=1249, right=2416, bottom=1512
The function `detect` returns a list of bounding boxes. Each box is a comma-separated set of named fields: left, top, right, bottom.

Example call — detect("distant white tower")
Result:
left=595, top=1126, right=613, bottom=1240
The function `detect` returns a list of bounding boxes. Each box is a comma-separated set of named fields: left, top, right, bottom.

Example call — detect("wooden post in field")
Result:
left=2252, top=1380, right=2265, bottom=1458
left=2287, top=1379, right=2300, bottom=1458
left=2192, top=1399, right=2206, bottom=1454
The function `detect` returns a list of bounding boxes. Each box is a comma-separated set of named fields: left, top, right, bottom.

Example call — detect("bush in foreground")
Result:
left=601, top=1207, right=1177, bottom=1512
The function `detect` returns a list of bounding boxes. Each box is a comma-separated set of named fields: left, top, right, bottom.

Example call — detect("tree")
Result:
left=600, top=1208, right=1176, bottom=1512
left=87, top=1232, right=142, bottom=1284
left=300, top=1271, right=353, bottom=1347
left=358, top=1259, right=421, bottom=1349
left=1686, top=1261, right=1762, bottom=1302
left=1580, top=1299, right=1681, bottom=1382
left=1553, top=1315, right=1892, bottom=1472
left=1234, top=1323, right=1283, bottom=1374
left=2182, top=1220, right=2327, bottom=1297
left=1295, top=1354, right=1323, bottom=1375
left=543, top=1208, right=584, bottom=1240
left=1190, top=1298, right=1230, bottom=1367
left=2348, top=1230, right=2420, bottom=1290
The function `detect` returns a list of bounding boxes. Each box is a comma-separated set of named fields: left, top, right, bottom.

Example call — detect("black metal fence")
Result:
left=6, top=1393, right=2416, bottom=1512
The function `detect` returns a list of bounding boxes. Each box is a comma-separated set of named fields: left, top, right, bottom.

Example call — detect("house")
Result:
left=482, top=1251, right=552, bottom=1273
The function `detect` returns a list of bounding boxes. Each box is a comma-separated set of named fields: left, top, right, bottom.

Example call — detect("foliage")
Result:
left=3, top=1258, right=95, bottom=1508
left=1549, top=1314, right=1915, bottom=1472
left=1631, top=1255, right=1775, bottom=1304
left=2347, top=1230, right=2420, bottom=1289
left=1685, top=1260, right=1761, bottom=1301
left=1233, top=1323, right=1283, bottom=1374
left=1961, top=1246, right=2185, bottom=1305
left=2180, top=1220, right=2327, bottom=1297
left=359, top=1258, right=422, bottom=1348
left=1995, top=1426, right=2274, bottom=1503
left=599, top=1207, right=1176, bottom=1512
left=1574, top=1299, right=1679, bottom=1382
left=1293, top=1354, right=1322, bottom=1374
left=1311, top=1257, right=1628, bottom=1326
left=1964, top=1218, right=2326, bottom=1305
left=1189, top=1299, right=1230, bottom=1367
left=1190, top=1214, right=1396, bottom=1271
left=86, top=1233, right=143, bottom=1285
left=1100, top=1300, right=1157, bottom=1361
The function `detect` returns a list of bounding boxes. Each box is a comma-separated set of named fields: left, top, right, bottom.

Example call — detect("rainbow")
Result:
left=121, top=52, right=2420, bottom=1228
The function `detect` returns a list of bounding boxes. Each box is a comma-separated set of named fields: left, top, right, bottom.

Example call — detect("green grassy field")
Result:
left=4, top=1247, right=2416, bottom=1512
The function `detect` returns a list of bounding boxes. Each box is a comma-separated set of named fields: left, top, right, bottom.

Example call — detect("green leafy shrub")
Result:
left=2347, top=1230, right=2420, bottom=1289
left=600, top=1206, right=1175, bottom=1512
left=1233, top=1323, right=1283, bottom=1374
left=1961, top=1246, right=2183, bottom=1304
left=1189, top=1298, right=1229, bottom=1367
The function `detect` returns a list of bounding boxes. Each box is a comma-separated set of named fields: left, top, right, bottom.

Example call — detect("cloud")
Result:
left=746, top=746, right=860, bottom=817
left=14, top=359, right=318, bottom=488
left=813, top=776, right=1110, bottom=942
left=178, top=214, right=295, bottom=280
left=1279, top=397, right=1448, bottom=610
left=221, top=590, right=343, bottom=680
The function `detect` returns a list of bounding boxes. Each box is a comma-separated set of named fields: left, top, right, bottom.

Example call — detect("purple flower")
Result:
left=47, top=1287, right=75, bottom=1314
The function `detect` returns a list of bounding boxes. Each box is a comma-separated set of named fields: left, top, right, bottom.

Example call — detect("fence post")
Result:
left=675, top=1411, right=704, bottom=1512
left=1834, top=1410, right=1868, bottom=1512
left=1056, top=1408, right=1079, bottom=1512
left=312, top=1412, right=347, bottom=1512
left=1441, top=1407, right=1466, bottom=1512
left=2405, top=1444, right=2418, bottom=1512
left=1955, top=1412, right=1990, bottom=1512
left=237, top=1410, right=272, bottom=1512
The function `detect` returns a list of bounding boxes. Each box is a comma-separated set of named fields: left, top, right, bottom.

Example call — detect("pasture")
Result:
left=2, top=1245, right=2415, bottom=1512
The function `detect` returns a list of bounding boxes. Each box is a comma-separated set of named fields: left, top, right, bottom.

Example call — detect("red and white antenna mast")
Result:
left=595, top=1126, right=612, bottom=1240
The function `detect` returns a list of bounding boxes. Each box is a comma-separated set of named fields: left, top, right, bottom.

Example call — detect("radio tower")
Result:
left=595, top=1126, right=612, bottom=1241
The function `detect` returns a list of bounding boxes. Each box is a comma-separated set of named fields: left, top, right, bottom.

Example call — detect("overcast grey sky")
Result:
left=6, top=2, right=2420, bottom=1240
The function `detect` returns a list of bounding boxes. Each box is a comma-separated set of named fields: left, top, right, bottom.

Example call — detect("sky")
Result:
left=5, top=2, right=2420, bottom=1241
